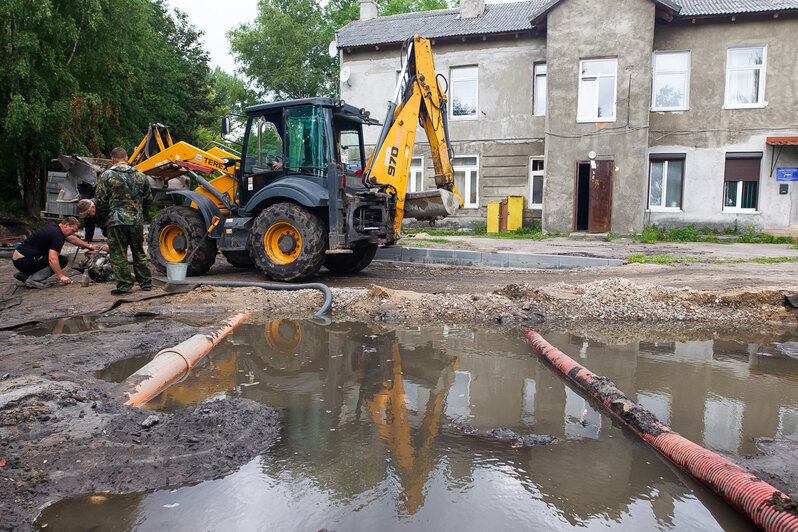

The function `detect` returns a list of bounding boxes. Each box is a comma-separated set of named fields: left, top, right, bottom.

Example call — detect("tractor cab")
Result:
left=234, top=98, right=375, bottom=210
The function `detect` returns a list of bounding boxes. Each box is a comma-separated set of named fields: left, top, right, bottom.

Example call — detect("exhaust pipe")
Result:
left=115, top=312, right=250, bottom=407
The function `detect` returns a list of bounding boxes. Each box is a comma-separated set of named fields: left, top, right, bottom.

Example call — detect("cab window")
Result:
left=244, top=116, right=283, bottom=176
left=338, top=129, right=362, bottom=172
left=285, top=107, right=329, bottom=177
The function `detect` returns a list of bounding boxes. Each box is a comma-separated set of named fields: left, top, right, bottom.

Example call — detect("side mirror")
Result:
left=222, top=157, right=238, bottom=168
left=221, top=116, right=231, bottom=137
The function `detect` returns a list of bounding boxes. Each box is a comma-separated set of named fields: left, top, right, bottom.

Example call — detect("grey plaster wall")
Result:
left=648, top=18, right=798, bottom=230
left=647, top=140, right=798, bottom=230
left=340, top=36, right=546, bottom=228
left=543, top=0, right=655, bottom=233
left=340, top=37, right=546, bottom=144
left=650, top=18, right=798, bottom=148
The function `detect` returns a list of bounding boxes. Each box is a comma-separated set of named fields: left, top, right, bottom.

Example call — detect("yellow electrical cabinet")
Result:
left=507, top=195, right=524, bottom=231
left=487, top=202, right=500, bottom=233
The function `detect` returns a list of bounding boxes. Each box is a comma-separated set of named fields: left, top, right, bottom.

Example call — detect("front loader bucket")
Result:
left=56, top=155, right=106, bottom=202
left=403, top=189, right=460, bottom=220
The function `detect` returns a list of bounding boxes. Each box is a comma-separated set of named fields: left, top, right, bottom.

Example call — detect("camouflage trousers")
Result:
left=107, top=225, right=151, bottom=292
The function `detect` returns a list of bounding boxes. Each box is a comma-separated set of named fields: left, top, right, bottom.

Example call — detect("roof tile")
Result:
left=336, top=0, right=798, bottom=48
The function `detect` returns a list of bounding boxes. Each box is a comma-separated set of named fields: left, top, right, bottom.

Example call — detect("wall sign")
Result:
left=776, top=167, right=798, bottom=181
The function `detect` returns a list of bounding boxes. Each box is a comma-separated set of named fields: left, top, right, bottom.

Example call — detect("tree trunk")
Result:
left=23, top=137, right=43, bottom=217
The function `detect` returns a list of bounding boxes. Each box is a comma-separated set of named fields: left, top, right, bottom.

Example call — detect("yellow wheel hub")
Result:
left=159, top=224, right=188, bottom=263
left=264, top=222, right=301, bottom=265
left=264, top=319, right=302, bottom=353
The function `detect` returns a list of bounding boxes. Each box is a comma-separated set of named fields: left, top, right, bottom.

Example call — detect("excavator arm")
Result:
left=363, top=35, right=462, bottom=235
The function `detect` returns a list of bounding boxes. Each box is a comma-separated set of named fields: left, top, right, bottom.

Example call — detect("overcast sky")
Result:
left=167, top=0, right=518, bottom=74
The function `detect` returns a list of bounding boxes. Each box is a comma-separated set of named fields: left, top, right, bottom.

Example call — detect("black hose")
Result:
left=164, top=280, right=333, bottom=318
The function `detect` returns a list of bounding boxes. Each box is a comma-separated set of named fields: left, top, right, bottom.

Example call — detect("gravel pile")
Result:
left=134, top=277, right=798, bottom=326
left=502, top=278, right=794, bottom=323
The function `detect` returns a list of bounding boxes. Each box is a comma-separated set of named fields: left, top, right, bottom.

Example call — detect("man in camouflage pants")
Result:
left=94, top=147, right=153, bottom=295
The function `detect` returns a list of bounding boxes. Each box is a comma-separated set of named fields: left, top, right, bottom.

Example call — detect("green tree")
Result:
left=230, top=0, right=457, bottom=103
left=195, top=67, right=258, bottom=148
left=229, top=0, right=336, bottom=101
left=0, top=0, right=216, bottom=216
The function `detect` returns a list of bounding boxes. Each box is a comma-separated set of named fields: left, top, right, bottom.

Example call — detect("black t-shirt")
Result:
left=17, top=223, right=66, bottom=258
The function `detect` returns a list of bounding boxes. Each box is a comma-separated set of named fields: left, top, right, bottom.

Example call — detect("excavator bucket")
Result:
left=403, top=189, right=460, bottom=220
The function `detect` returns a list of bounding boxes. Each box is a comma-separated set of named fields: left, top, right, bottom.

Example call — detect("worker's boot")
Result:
left=13, top=271, right=28, bottom=284
left=25, top=267, right=54, bottom=289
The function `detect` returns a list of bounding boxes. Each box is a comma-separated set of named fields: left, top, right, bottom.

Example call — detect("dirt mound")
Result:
left=0, top=376, right=279, bottom=531
left=0, top=212, right=37, bottom=240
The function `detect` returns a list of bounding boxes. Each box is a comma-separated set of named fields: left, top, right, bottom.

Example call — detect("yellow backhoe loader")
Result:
left=146, top=34, right=463, bottom=281
left=56, top=123, right=239, bottom=212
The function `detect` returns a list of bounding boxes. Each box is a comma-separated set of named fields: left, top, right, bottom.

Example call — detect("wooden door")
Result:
left=588, top=160, right=613, bottom=233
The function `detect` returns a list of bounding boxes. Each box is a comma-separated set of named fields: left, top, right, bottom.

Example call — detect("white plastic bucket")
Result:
left=166, top=262, right=188, bottom=281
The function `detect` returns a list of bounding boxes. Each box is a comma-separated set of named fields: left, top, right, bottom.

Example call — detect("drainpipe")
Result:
left=116, top=312, right=250, bottom=407
left=527, top=331, right=798, bottom=532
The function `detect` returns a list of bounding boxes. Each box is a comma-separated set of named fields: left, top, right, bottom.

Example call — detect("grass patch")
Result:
left=627, top=254, right=798, bottom=265
left=403, top=225, right=564, bottom=240
left=634, top=223, right=796, bottom=245
left=627, top=255, right=702, bottom=264
left=407, top=237, right=465, bottom=245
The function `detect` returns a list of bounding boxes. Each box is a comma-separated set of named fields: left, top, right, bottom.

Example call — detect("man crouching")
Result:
left=12, top=217, right=100, bottom=288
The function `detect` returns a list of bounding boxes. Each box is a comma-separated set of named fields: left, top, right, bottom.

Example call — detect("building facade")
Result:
left=336, top=0, right=798, bottom=232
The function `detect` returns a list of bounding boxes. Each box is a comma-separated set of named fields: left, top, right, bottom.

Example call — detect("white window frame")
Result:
left=723, top=155, right=761, bottom=212
left=724, top=45, right=767, bottom=109
left=647, top=158, right=684, bottom=211
left=529, top=157, right=545, bottom=209
left=722, top=180, right=760, bottom=213
left=452, top=155, right=479, bottom=208
left=651, top=50, right=691, bottom=111
left=450, top=65, right=478, bottom=120
left=408, top=156, right=424, bottom=193
left=577, top=58, right=617, bottom=123
left=533, top=62, right=547, bottom=116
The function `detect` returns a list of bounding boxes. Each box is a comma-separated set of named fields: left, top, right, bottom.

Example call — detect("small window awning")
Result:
left=767, top=137, right=798, bottom=145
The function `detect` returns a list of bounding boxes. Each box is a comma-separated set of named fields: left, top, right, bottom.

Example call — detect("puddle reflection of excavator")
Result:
left=360, top=342, right=458, bottom=515
left=146, top=319, right=460, bottom=517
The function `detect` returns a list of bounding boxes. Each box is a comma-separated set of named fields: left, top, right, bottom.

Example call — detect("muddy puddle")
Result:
left=13, top=314, right=157, bottom=336
left=39, top=321, right=798, bottom=531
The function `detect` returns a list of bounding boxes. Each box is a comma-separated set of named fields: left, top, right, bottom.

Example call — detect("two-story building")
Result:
left=336, top=0, right=798, bottom=233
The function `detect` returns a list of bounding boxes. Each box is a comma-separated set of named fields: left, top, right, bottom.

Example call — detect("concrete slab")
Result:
left=375, top=247, right=620, bottom=270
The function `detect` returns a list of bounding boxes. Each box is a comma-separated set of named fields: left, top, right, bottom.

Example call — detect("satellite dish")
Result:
left=340, top=67, right=351, bottom=85
left=328, top=40, right=338, bottom=58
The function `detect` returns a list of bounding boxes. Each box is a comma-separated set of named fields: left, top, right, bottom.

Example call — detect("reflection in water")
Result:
left=41, top=322, right=798, bottom=531
left=16, top=315, right=131, bottom=336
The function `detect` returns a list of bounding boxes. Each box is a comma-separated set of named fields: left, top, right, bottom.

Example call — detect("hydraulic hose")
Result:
left=165, top=279, right=333, bottom=318
left=526, top=331, right=798, bottom=532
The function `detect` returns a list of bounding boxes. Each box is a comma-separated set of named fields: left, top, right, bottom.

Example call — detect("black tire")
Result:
left=223, top=250, right=254, bottom=268
left=324, top=242, right=378, bottom=274
left=148, top=206, right=217, bottom=276
left=249, top=202, right=327, bottom=281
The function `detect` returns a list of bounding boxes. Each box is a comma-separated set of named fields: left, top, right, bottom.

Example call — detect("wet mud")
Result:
left=0, top=318, right=279, bottom=532
left=2, top=253, right=798, bottom=529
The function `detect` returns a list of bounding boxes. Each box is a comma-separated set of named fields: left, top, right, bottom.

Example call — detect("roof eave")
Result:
left=338, top=28, right=540, bottom=51
left=530, top=0, right=680, bottom=26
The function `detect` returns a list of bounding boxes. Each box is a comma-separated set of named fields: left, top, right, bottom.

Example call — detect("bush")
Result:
left=472, top=221, right=487, bottom=234
left=640, top=224, right=664, bottom=244
left=667, top=224, right=702, bottom=242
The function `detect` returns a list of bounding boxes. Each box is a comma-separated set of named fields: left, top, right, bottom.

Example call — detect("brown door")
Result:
left=588, top=160, right=613, bottom=233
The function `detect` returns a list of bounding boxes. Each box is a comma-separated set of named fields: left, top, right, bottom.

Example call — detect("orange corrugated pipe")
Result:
left=527, top=330, right=798, bottom=532
left=117, top=312, right=250, bottom=407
